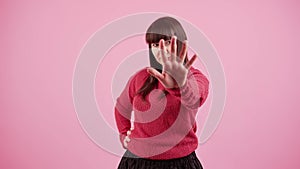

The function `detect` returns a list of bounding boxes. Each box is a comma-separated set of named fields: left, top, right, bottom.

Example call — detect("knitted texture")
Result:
left=115, top=66, right=209, bottom=160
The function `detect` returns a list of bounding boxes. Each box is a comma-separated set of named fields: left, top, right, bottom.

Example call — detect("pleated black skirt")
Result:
left=117, top=150, right=203, bottom=169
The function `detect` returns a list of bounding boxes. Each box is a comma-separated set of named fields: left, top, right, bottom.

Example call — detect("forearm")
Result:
left=114, top=106, right=131, bottom=148
left=114, top=106, right=131, bottom=134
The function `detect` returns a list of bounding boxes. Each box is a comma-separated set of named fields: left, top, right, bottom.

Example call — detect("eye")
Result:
left=165, top=40, right=171, bottom=46
left=151, top=43, right=159, bottom=47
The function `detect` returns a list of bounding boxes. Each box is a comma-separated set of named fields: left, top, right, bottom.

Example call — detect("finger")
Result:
left=123, top=135, right=130, bottom=149
left=123, top=140, right=128, bottom=148
left=179, top=40, right=188, bottom=64
left=147, top=67, right=165, bottom=82
left=159, top=39, right=167, bottom=63
left=185, top=54, right=197, bottom=69
left=170, top=36, right=177, bottom=62
left=125, top=135, right=131, bottom=142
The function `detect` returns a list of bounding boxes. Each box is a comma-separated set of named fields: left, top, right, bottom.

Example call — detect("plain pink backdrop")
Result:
left=1, top=0, right=300, bottom=169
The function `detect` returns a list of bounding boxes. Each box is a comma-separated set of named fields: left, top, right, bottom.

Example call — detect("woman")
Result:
left=115, top=16, right=209, bottom=169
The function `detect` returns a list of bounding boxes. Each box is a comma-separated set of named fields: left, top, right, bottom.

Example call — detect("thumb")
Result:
left=147, top=68, right=164, bottom=82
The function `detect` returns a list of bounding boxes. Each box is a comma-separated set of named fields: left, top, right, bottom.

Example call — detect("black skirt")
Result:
left=117, top=150, right=203, bottom=169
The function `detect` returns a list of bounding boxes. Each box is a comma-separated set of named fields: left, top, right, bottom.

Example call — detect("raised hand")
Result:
left=147, top=36, right=197, bottom=88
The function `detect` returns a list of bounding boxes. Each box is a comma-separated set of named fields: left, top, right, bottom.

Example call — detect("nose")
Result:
left=165, top=45, right=171, bottom=54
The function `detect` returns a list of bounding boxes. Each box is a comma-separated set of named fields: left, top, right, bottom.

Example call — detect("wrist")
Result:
left=178, top=80, right=187, bottom=88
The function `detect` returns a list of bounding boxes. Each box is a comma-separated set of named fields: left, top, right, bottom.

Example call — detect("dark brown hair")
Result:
left=137, top=16, right=189, bottom=100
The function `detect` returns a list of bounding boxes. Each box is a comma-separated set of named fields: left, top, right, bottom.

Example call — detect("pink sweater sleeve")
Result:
left=165, top=67, right=209, bottom=109
left=114, top=74, right=136, bottom=146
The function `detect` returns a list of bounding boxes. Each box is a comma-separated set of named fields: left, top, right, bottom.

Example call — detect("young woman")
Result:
left=115, top=16, right=209, bottom=169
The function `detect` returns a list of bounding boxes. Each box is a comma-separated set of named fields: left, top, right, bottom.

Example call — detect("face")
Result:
left=150, top=39, right=172, bottom=64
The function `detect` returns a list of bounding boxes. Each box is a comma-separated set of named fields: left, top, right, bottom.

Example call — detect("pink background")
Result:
left=1, top=0, right=300, bottom=168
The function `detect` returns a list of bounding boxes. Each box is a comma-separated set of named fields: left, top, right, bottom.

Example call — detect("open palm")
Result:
left=147, top=36, right=197, bottom=88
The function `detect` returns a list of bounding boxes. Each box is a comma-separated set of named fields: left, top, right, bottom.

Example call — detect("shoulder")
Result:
left=127, top=67, right=150, bottom=86
left=189, top=66, right=199, bottom=73
left=134, top=67, right=149, bottom=77
left=189, top=66, right=210, bottom=85
left=189, top=66, right=207, bottom=77
left=131, top=67, right=149, bottom=79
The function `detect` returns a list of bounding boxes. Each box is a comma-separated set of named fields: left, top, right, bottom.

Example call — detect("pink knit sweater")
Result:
left=115, top=66, right=209, bottom=160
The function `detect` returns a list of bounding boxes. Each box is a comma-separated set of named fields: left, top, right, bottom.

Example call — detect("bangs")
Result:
left=145, top=16, right=187, bottom=48
left=146, top=33, right=172, bottom=44
left=145, top=22, right=175, bottom=44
